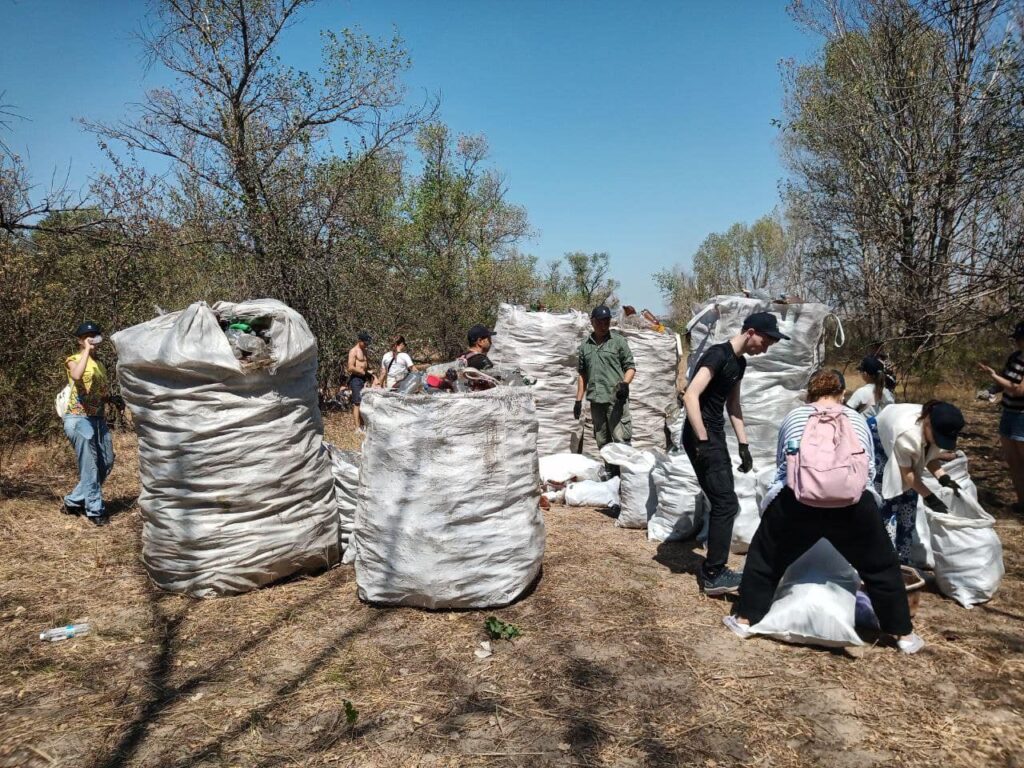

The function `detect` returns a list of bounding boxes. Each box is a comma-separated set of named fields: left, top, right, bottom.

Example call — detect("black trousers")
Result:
left=736, top=487, right=913, bottom=636
left=682, top=424, right=738, bottom=574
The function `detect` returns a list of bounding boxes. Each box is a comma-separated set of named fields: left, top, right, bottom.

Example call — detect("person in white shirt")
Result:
left=875, top=400, right=966, bottom=564
left=846, top=356, right=895, bottom=418
left=378, top=335, right=416, bottom=390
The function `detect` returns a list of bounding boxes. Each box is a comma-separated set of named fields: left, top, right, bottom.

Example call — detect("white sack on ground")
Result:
left=924, top=487, right=1003, bottom=608
left=911, top=451, right=978, bottom=570
left=355, top=388, right=545, bottom=609
left=113, top=299, right=339, bottom=598
left=539, top=453, right=604, bottom=486
left=489, top=304, right=591, bottom=456
left=649, top=450, right=705, bottom=541
left=749, top=538, right=865, bottom=648
left=326, top=444, right=361, bottom=565
left=601, top=443, right=658, bottom=528
left=564, top=476, right=621, bottom=508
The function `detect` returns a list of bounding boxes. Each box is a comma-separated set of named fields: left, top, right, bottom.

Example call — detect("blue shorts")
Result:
left=349, top=375, right=366, bottom=406
left=1000, top=409, right=1024, bottom=442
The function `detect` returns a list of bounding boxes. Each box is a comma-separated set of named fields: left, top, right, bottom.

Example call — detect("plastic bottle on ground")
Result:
left=40, top=623, right=92, bottom=642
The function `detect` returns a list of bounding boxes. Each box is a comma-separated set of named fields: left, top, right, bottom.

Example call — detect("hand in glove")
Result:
left=938, top=474, right=962, bottom=496
left=615, top=381, right=630, bottom=401
left=922, top=493, right=949, bottom=513
left=573, top=400, right=582, bottom=420
left=737, top=443, right=754, bottom=473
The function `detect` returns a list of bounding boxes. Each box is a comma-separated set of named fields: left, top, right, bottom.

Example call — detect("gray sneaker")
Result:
left=701, top=567, right=742, bottom=596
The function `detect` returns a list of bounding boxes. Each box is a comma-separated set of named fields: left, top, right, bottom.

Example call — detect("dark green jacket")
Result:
left=578, top=331, right=635, bottom=404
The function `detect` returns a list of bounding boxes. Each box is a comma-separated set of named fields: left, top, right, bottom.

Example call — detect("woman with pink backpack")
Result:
left=724, top=369, right=923, bottom=654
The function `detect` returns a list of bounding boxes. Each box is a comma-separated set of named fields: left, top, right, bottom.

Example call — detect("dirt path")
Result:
left=1, top=401, right=1021, bottom=767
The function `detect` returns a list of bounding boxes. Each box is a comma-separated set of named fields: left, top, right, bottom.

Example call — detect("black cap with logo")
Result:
left=590, top=305, right=612, bottom=321
left=741, top=312, right=790, bottom=341
left=467, top=324, right=495, bottom=344
left=928, top=402, right=965, bottom=450
left=74, top=321, right=102, bottom=337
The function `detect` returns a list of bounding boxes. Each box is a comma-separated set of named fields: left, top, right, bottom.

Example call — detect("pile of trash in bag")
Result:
left=113, top=299, right=340, bottom=597
left=394, top=358, right=531, bottom=396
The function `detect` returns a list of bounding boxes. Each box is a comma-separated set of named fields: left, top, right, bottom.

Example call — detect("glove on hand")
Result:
left=615, top=381, right=630, bottom=401
left=922, top=493, right=949, bottom=514
left=938, top=474, right=962, bottom=496
left=573, top=400, right=582, bottom=420
left=737, top=443, right=754, bottom=473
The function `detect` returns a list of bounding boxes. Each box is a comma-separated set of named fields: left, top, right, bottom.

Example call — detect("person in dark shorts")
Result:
left=979, top=321, right=1024, bottom=512
left=680, top=311, right=789, bottom=596
left=464, top=324, right=496, bottom=370
left=346, top=332, right=372, bottom=433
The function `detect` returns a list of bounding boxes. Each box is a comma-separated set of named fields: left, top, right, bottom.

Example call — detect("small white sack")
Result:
left=539, top=453, right=604, bottom=486
left=730, top=469, right=762, bottom=554
left=601, top=443, right=658, bottom=528
left=649, top=450, right=705, bottom=541
left=925, top=488, right=1003, bottom=608
left=326, top=443, right=361, bottom=565
left=749, top=538, right=865, bottom=648
left=564, top=476, right=621, bottom=508
left=55, top=385, right=71, bottom=418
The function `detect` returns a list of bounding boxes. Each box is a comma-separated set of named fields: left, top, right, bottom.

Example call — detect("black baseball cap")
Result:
left=741, top=312, right=790, bottom=341
left=357, top=331, right=371, bottom=344
left=74, top=321, right=102, bottom=337
left=1011, top=322, right=1024, bottom=340
left=591, top=305, right=612, bottom=321
left=467, top=324, right=495, bottom=344
left=928, top=402, right=965, bottom=450
left=857, top=356, right=885, bottom=376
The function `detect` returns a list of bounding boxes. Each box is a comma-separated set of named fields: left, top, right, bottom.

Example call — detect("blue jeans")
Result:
left=63, top=415, right=115, bottom=516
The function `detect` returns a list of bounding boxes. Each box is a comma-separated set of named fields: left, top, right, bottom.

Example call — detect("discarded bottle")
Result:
left=40, top=623, right=91, bottom=642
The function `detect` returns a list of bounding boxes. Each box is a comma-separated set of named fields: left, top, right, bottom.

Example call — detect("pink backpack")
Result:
left=786, top=405, right=869, bottom=508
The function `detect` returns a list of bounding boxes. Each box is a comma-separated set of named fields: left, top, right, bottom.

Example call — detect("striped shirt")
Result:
left=1003, top=351, right=1024, bottom=412
left=761, top=404, right=877, bottom=510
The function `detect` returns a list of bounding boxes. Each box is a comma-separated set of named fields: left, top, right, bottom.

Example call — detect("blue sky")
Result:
left=0, top=1, right=817, bottom=311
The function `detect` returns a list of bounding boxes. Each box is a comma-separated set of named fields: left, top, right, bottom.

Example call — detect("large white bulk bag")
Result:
left=749, top=539, right=864, bottom=648
left=355, top=388, right=545, bottom=609
left=113, top=299, right=339, bottom=597
left=613, top=325, right=680, bottom=451
left=601, top=443, right=658, bottom=528
left=648, top=450, right=705, bottom=541
left=564, top=476, right=621, bottom=508
left=489, top=304, right=591, bottom=456
left=326, top=444, right=360, bottom=565
left=924, top=488, right=1003, bottom=608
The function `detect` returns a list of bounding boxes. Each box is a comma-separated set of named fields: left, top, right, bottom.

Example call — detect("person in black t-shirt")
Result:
left=979, top=321, right=1024, bottom=512
left=681, top=311, right=790, bottom=596
left=464, top=324, right=496, bottom=370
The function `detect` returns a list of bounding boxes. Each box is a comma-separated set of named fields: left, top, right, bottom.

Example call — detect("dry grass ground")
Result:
left=1, top=399, right=1021, bottom=768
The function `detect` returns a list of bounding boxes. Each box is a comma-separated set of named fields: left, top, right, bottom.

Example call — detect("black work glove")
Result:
left=615, top=381, right=630, bottom=401
left=922, top=493, right=949, bottom=513
left=573, top=400, right=582, bottom=420
left=737, top=443, right=754, bottom=473
left=938, top=474, right=962, bottom=496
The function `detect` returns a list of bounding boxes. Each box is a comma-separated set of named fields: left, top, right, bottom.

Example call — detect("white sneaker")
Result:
left=723, top=615, right=753, bottom=640
left=897, top=633, right=925, bottom=654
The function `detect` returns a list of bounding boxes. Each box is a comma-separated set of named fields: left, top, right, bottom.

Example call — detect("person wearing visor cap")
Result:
left=846, top=355, right=895, bottom=419
left=464, top=324, right=496, bottom=371
left=978, top=321, right=1024, bottom=512
left=575, top=305, right=635, bottom=456
left=875, top=400, right=966, bottom=563
left=681, top=311, right=789, bottom=597
left=62, top=321, right=115, bottom=526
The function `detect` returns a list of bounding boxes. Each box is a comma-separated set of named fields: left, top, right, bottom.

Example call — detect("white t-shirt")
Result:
left=381, top=351, right=414, bottom=388
left=846, top=384, right=895, bottom=419
left=875, top=403, right=944, bottom=499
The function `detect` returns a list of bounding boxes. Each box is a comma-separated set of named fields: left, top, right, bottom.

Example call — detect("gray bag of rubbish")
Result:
left=354, top=387, right=546, bottom=609
left=112, top=299, right=340, bottom=597
left=326, top=444, right=361, bottom=565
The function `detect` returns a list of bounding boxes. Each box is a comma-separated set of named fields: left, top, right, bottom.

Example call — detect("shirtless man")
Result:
left=346, top=332, right=371, bottom=432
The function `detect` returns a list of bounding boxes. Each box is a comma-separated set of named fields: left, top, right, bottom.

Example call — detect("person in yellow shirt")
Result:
left=63, top=321, right=115, bottom=526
